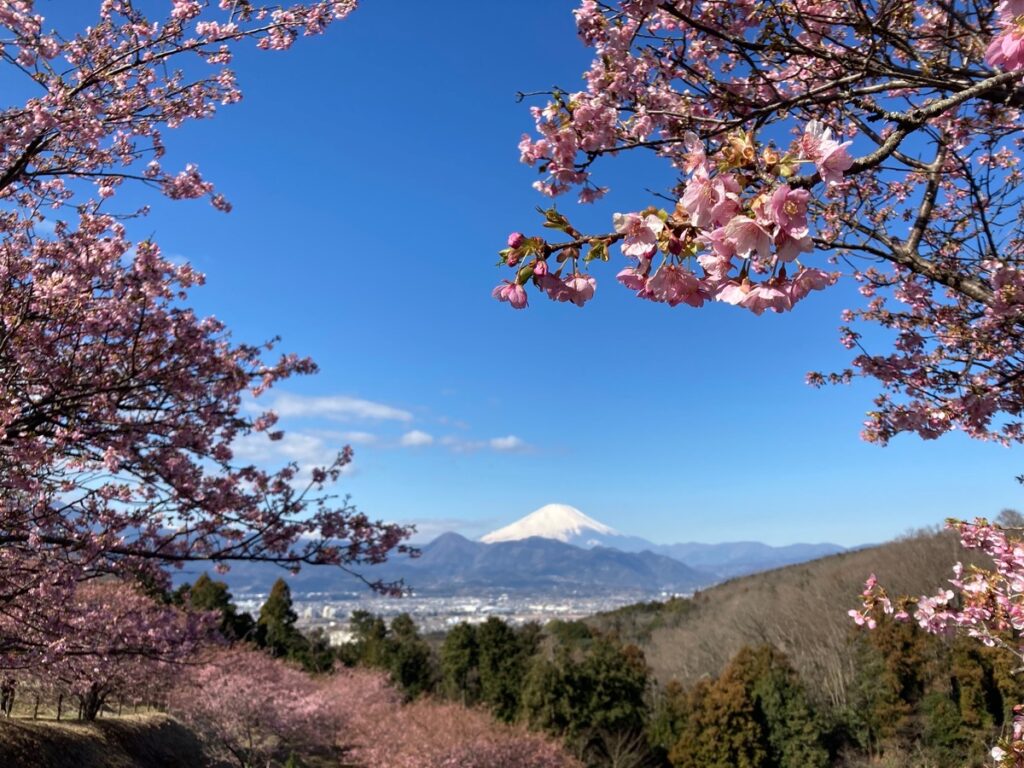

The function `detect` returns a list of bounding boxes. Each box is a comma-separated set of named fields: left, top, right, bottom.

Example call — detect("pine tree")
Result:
left=386, top=613, right=435, bottom=698
left=187, top=573, right=256, bottom=641
left=440, top=622, right=481, bottom=705
left=257, top=578, right=303, bottom=658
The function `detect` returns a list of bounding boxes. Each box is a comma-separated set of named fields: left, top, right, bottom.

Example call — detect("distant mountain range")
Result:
left=195, top=504, right=846, bottom=598
left=480, top=504, right=845, bottom=579
left=203, top=532, right=710, bottom=597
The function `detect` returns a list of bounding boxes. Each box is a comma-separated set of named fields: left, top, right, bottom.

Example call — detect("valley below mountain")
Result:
left=202, top=504, right=848, bottom=602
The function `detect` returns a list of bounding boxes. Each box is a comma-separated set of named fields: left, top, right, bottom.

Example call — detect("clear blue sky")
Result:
left=118, top=2, right=1020, bottom=547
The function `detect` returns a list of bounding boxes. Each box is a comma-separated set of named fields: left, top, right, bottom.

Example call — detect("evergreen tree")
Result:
left=386, top=613, right=435, bottom=698
left=257, top=578, right=304, bottom=658
left=647, top=680, right=689, bottom=758
left=669, top=676, right=768, bottom=768
left=290, top=628, right=336, bottom=674
left=339, top=610, right=389, bottom=668
left=666, top=645, right=827, bottom=768
left=477, top=617, right=535, bottom=722
left=725, top=646, right=828, bottom=768
left=186, top=573, right=256, bottom=641
left=440, top=621, right=480, bottom=705
left=521, top=634, right=652, bottom=764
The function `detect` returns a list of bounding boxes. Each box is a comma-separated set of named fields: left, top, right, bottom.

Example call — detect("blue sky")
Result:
left=109, top=2, right=1021, bottom=547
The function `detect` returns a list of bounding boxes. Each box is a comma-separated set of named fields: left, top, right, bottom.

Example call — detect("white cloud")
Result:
left=263, top=393, right=413, bottom=422
left=400, top=430, right=434, bottom=447
left=231, top=431, right=355, bottom=477
left=489, top=435, right=526, bottom=452
left=437, top=434, right=530, bottom=453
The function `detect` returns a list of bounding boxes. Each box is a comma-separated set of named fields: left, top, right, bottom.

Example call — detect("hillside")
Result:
left=0, top=714, right=204, bottom=768
left=589, top=527, right=975, bottom=706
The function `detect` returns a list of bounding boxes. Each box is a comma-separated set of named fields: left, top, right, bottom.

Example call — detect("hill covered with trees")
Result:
left=326, top=522, right=1018, bottom=767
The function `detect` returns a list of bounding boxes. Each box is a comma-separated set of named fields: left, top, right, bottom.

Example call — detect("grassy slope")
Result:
left=0, top=714, right=205, bottom=768
left=589, top=528, right=976, bottom=707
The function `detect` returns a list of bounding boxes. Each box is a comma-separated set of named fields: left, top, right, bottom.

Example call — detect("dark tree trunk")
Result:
left=80, top=684, right=107, bottom=721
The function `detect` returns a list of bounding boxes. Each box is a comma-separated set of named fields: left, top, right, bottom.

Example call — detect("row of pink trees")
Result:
left=0, top=0, right=412, bottom=679
left=497, top=1, right=1024, bottom=765
left=167, top=648, right=580, bottom=768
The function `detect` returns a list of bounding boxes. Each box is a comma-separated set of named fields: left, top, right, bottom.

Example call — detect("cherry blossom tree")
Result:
left=12, top=580, right=217, bottom=720
left=320, top=668, right=581, bottom=768
left=168, top=646, right=342, bottom=768
left=171, top=656, right=580, bottom=768
left=499, top=2, right=1024, bottom=764
left=497, top=0, right=1024, bottom=449
left=0, top=0, right=413, bottom=666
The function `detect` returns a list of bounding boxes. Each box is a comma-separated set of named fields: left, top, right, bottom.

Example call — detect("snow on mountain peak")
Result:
left=481, top=504, right=619, bottom=544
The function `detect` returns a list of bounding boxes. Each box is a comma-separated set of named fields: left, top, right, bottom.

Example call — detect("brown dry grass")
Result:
left=0, top=713, right=205, bottom=768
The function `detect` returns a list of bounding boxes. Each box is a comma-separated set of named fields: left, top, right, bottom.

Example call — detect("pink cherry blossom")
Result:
left=498, top=1, right=1024, bottom=452
left=493, top=281, right=529, bottom=309
left=563, top=273, right=597, bottom=306
left=0, top=0, right=415, bottom=671
left=715, top=280, right=750, bottom=305
left=739, top=283, right=792, bottom=315
left=679, top=167, right=740, bottom=228
left=617, top=265, right=650, bottom=292
left=987, top=27, right=1024, bottom=71
left=767, top=185, right=811, bottom=238
left=801, top=120, right=853, bottom=185
left=774, top=232, right=814, bottom=263
left=647, top=265, right=705, bottom=307
left=722, top=216, right=773, bottom=260
left=613, top=212, right=664, bottom=257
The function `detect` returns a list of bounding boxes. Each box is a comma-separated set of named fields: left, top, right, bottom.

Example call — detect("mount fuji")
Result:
left=196, top=504, right=845, bottom=597
left=480, top=503, right=653, bottom=551
left=480, top=504, right=846, bottom=579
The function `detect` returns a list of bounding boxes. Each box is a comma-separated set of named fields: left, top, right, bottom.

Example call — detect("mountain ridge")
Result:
left=203, top=532, right=712, bottom=597
left=480, top=504, right=846, bottom=578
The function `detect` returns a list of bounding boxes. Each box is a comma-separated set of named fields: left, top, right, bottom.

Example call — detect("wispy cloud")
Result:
left=400, top=430, right=434, bottom=447
left=439, top=434, right=530, bottom=453
left=260, top=393, right=413, bottom=422
left=489, top=435, right=526, bottom=452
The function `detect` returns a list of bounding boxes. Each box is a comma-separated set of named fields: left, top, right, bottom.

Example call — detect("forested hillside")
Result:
left=591, top=527, right=973, bottom=701
left=327, top=523, right=1019, bottom=767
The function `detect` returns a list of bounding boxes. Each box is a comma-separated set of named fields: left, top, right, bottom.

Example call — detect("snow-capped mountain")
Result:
left=481, top=503, right=615, bottom=543
left=480, top=503, right=655, bottom=550
left=481, top=504, right=847, bottom=578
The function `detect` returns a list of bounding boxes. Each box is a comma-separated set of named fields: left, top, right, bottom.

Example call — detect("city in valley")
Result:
left=238, top=589, right=685, bottom=643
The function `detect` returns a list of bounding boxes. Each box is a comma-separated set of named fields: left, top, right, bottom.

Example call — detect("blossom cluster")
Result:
left=497, top=0, right=1024, bottom=447
left=496, top=125, right=843, bottom=313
